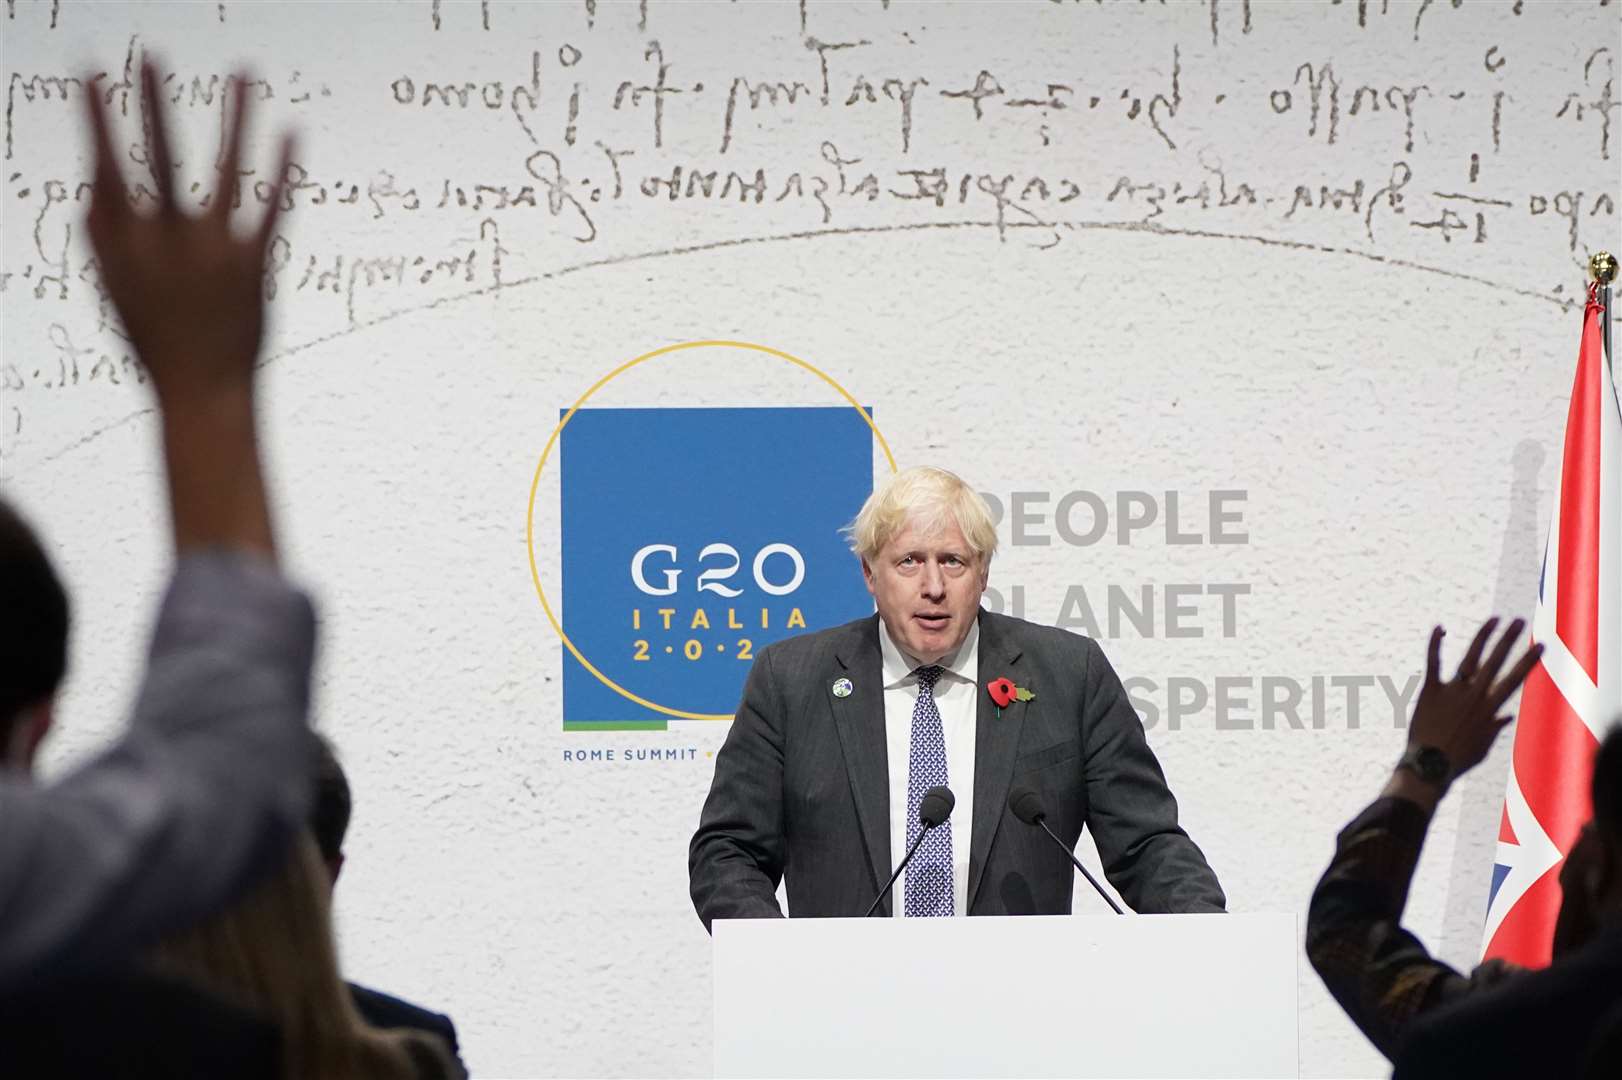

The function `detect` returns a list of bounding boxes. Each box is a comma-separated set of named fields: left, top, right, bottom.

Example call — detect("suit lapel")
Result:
left=827, top=616, right=892, bottom=906
left=967, top=611, right=1027, bottom=913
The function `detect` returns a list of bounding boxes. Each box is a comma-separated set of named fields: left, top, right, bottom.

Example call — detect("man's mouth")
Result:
left=914, top=613, right=950, bottom=630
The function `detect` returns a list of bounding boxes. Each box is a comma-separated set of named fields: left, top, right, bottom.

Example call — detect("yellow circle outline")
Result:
left=526, top=340, right=898, bottom=721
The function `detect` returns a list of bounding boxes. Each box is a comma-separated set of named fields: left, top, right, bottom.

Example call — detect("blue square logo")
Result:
left=559, top=407, right=876, bottom=729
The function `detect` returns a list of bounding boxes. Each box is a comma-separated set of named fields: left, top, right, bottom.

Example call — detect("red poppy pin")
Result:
left=987, top=677, right=1034, bottom=717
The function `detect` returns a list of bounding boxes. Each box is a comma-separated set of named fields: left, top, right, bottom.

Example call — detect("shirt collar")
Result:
left=878, top=613, right=980, bottom=690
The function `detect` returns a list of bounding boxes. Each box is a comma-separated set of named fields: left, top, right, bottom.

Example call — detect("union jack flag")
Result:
left=1482, top=283, right=1620, bottom=968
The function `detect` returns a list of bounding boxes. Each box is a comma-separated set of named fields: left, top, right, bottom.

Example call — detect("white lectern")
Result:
left=714, top=913, right=1298, bottom=1079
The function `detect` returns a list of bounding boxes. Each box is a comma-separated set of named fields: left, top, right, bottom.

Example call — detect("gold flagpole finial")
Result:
left=1591, top=251, right=1618, bottom=285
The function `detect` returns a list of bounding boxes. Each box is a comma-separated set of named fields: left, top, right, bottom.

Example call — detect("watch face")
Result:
left=1417, top=747, right=1450, bottom=782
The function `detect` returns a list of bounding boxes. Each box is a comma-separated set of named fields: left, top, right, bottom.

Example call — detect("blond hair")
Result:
left=845, top=466, right=999, bottom=565
left=150, top=833, right=456, bottom=1080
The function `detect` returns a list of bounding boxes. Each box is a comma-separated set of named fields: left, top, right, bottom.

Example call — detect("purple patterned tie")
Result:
left=904, top=665, right=954, bottom=917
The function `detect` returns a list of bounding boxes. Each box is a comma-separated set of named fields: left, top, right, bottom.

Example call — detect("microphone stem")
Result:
left=1038, top=817, right=1124, bottom=915
left=863, top=822, right=933, bottom=918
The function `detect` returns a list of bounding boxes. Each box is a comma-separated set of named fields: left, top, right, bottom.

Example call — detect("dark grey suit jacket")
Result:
left=690, top=610, right=1224, bottom=928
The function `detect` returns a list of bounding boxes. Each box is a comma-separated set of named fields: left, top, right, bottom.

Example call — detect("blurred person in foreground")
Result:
left=0, top=59, right=312, bottom=990
left=1393, top=724, right=1622, bottom=1079
left=150, top=831, right=465, bottom=1080
left=311, top=736, right=466, bottom=1072
left=1306, top=616, right=1622, bottom=1077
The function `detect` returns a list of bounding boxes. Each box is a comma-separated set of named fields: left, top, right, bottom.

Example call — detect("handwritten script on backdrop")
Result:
left=1, top=0, right=1617, bottom=455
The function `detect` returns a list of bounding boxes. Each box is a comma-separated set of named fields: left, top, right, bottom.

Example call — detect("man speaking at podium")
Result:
left=690, top=467, right=1224, bottom=928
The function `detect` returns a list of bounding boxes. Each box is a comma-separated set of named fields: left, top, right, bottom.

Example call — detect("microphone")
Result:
left=919, top=786, right=955, bottom=829
left=1007, top=785, right=1123, bottom=914
left=863, top=785, right=955, bottom=917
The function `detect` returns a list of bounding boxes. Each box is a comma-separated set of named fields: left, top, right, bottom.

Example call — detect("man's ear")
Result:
left=5, top=699, right=53, bottom=775
left=860, top=557, right=876, bottom=596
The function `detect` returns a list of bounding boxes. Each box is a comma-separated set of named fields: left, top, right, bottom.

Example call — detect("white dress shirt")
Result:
left=880, top=617, right=978, bottom=917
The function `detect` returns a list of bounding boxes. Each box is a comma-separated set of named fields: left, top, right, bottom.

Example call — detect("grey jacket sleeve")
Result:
left=1080, top=639, right=1226, bottom=914
left=688, top=645, right=789, bottom=932
left=0, top=551, right=317, bottom=989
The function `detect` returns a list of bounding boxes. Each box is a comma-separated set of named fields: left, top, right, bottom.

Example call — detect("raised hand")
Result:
left=81, top=55, right=297, bottom=558
left=83, top=59, right=293, bottom=406
left=1407, top=617, right=1544, bottom=781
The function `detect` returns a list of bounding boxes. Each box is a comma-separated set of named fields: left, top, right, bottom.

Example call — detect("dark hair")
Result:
left=0, top=497, right=70, bottom=733
left=1593, top=724, right=1622, bottom=842
left=310, top=734, right=352, bottom=864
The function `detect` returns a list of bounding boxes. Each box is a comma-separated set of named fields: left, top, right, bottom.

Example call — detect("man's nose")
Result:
left=921, top=561, right=946, bottom=599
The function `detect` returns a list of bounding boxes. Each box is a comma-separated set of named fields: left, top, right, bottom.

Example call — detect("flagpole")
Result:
left=1593, top=251, right=1616, bottom=381
left=1594, top=252, right=1618, bottom=571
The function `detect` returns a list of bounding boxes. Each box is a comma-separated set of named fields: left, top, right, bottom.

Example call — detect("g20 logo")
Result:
left=526, top=341, right=893, bottom=732
left=626, top=542, right=810, bottom=670
left=630, top=543, right=806, bottom=596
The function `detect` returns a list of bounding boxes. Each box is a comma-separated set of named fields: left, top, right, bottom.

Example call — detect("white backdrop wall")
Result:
left=3, top=1, right=1620, bottom=1077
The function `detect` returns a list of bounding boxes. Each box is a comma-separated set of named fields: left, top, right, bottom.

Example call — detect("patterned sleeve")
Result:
left=1306, top=796, right=1519, bottom=1061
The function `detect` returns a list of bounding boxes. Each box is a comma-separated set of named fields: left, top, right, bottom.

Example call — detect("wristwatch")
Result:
left=1398, top=745, right=1452, bottom=787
